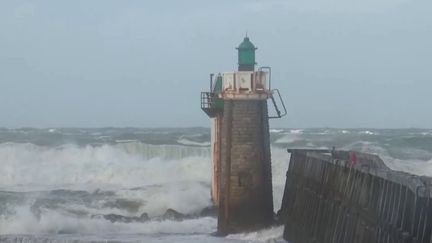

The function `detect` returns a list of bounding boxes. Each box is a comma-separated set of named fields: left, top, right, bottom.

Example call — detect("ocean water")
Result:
left=0, top=127, right=431, bottom=242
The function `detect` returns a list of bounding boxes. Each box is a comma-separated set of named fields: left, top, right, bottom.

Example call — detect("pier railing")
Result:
left=279, top=149, right=432, bottom=243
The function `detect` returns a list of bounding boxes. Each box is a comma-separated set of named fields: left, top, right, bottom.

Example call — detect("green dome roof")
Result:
left=237, top=37, right=256, bottom=50
left=237, top=36, right=257, bottom=70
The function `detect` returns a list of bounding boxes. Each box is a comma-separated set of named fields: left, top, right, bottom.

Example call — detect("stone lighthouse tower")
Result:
left=201, top=36, right=285, bottom=234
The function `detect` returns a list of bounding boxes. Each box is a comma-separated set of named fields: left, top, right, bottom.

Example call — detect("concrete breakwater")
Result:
left=279, top=149, right=432, bottom=243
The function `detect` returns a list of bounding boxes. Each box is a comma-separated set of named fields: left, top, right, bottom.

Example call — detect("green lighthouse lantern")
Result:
left=237, top=36, right=257, bottom=71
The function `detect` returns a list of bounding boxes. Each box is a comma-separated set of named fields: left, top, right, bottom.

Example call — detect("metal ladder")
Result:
left=258, top=66, right=287, bottom=119
left=269, top=89, right=287, bottom=119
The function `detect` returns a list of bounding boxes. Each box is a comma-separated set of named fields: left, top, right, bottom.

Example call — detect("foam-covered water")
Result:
left=0, top=128, right=431, bottom=242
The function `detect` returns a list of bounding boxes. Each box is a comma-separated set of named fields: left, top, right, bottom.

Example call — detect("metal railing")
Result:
left=201, top=92, right=222, bottom=117
left=201, top=92, right=215, bottom=109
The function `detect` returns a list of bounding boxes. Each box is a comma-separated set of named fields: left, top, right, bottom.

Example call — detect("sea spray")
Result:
left=0, top=128, right=432, bottom=242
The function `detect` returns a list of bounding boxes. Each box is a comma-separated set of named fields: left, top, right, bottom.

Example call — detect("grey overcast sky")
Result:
left=0, top=0, right=431, bottom=128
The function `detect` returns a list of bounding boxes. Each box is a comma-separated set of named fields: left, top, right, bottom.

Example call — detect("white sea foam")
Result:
left=289, top=129, right=303, bottom=134
left=227, top=226, right=285, bottom=242
left=5, top=134, right=429, bottom=240
left=274, top=134, right=300, bottom=144
left=115, top=139, right=138, bottom=143
left=0, top=141, right=214, bottom=231
left=340, top=141, right=432, bottom=177
left=359, top=130, right=377, bottom=135
left=271, top=147, right=291, bottom=210
left=340, top=141, right=388, bottom=155
left=421, top=131, right=432, bottom=136
left=115, top=142, right=210, bottom=160
left=114, top=182, right=211, bottom=217
left=2, top=128, right=431, bottom=242
left=0, top=142, right=292, bottom=237
left=0, top=142, right=210, bottom=189
left=177, top=138, right=211, bottom=146
left=270, top=129, right=284, bottom=133
left=381, top=157, right=432, bottom=177
left=0, top=205, right=216, bottom=235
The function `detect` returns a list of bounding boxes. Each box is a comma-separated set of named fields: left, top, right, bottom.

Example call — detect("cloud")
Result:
left=245, top=0, right=409, bottom=14
left=13, top=2, right=36, bottom=19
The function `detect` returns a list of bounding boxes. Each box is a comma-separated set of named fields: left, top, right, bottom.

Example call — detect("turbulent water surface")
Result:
left=0, top=127, right=431, bottom=242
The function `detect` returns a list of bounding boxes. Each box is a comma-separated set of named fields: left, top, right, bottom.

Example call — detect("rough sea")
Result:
left=0, top=127, right=431, bottom=242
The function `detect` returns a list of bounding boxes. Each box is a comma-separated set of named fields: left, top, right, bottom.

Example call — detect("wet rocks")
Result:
left=161, top=208, right=185, bottom=221
left=198, top=206, right=217, bottom=217
left=98, top=206, right=217, bottom=223
left=101, top=212, right=149, bottom=223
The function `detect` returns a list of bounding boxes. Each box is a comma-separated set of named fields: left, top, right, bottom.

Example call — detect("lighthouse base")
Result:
left=217, top=100, right=274, bottom=234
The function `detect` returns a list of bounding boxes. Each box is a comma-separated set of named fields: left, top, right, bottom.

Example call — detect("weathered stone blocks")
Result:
left=217, top=100, right=274, bottom=234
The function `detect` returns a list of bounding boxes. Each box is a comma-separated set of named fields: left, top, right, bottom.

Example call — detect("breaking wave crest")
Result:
left=1, top=128, right=431, bottom=242
left=0, top=142, right=214, bottom=235
left=0, top=142, right=210, bottom=189
left=0, top=141, right=290, bottom=236
left=0, top=204, right=216, bottom=235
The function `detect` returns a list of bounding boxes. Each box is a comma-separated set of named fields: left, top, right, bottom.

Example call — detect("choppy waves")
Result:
left=0, top=141, right=213, bottom=236
left=0, top=127, right=431, bottom=242
left=0, top=140, right=288, bottom=240
left=0, top=142, right=210, bottom=189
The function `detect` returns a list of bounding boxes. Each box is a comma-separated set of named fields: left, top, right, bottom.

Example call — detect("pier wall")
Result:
left=280, top=149, right=432, bottom=243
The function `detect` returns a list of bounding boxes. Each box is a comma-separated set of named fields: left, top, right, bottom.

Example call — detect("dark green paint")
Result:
left=212, top=74, right=224, bottom=108
left=237, top=37, right=256, bottom=66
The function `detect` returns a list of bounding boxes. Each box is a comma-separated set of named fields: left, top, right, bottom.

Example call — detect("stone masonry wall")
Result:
left=217, top=100, right=273, bottom=234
